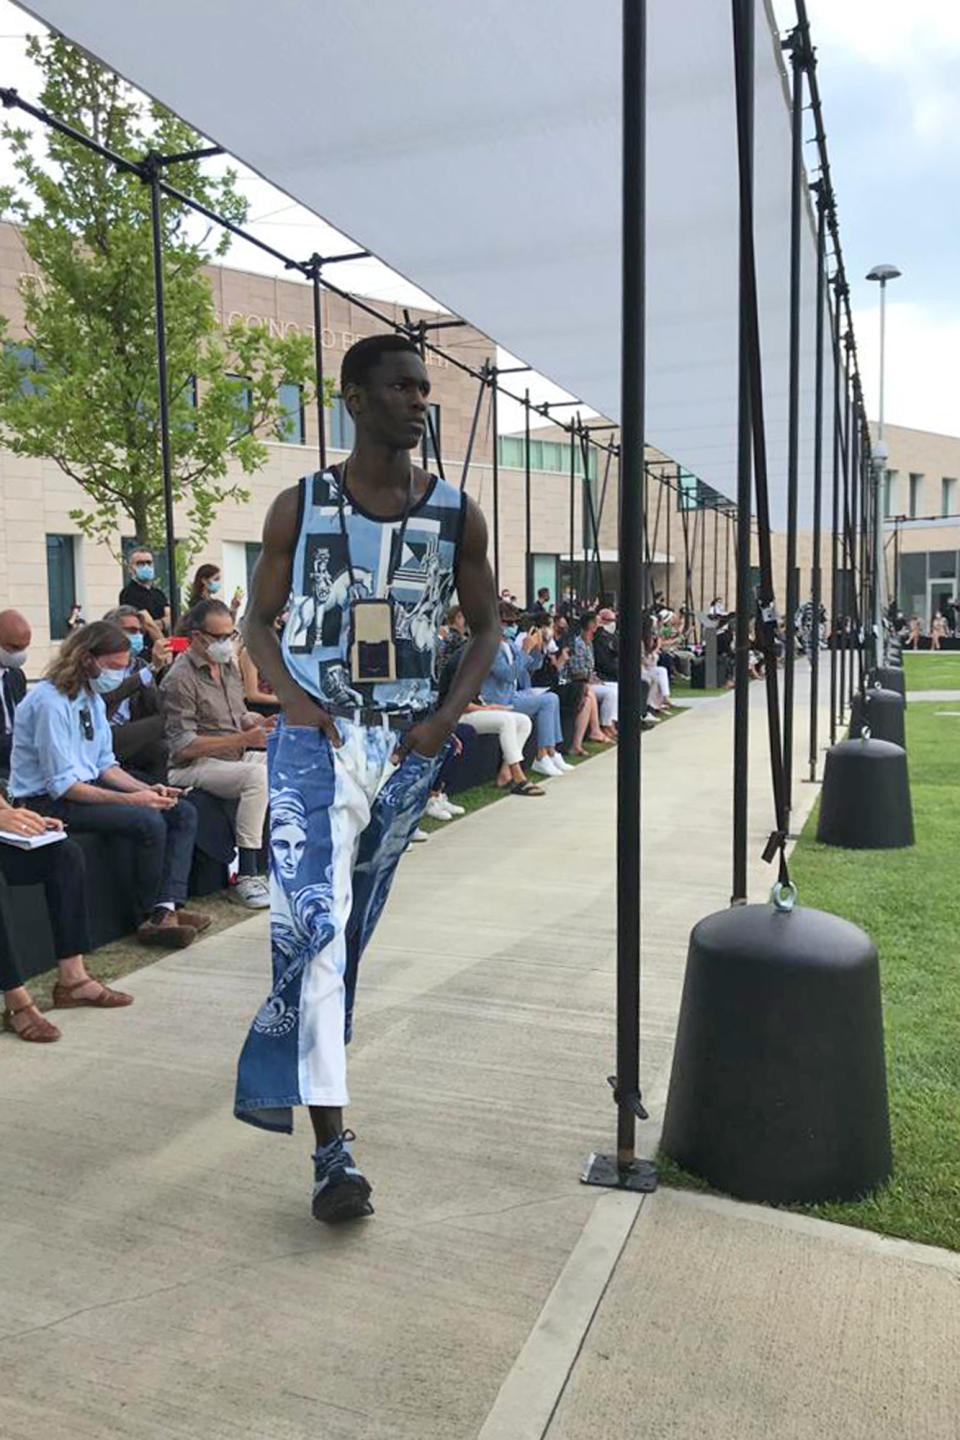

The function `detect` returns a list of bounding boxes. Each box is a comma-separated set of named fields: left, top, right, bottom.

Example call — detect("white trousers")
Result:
left=463, top=708, right=532, bottom=765
left=591, top=682, right=619, bottom=726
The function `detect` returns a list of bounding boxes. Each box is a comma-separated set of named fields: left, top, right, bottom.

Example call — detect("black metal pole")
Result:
left=782, top=28, right=805, bottom=821
left=615, top=0, right=649, bottom=1173
left=569, top=426, right=576, bottom=607
left=459, top=361, right=489, bottom=493
left=146, top=162, right=179, bottom=625
left=829, top=282, right=841, bottom=744
left=699, top=502, right=706, bottom=622
left=731, top=0, right=754, bottom=906
left=725, top=511, right=731, bottom=611
left=712, top=506, right=719, bottom=607
left=524, top=389, right=532, bottom=607
left=491, top=365, right=500, bottom=591
left=666, top=471, right=673, bottom=608
left=309, top=258, right=327, bottom=473
left=808, top=184, right=826, bottom=781
left=843, top=338, right=853, bottom=713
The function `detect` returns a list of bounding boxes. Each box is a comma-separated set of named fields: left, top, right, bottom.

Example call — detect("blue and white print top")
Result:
left=281, top=466, right=466, bottom=716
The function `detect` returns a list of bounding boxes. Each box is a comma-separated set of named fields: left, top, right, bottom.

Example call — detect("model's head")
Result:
left=341, top=334, right=429, bottom=451
left=129, top=547, right=154, bottom=582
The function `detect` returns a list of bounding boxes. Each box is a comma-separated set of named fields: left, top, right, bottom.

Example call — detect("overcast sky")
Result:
left=0, top=0, right=955, bottom=438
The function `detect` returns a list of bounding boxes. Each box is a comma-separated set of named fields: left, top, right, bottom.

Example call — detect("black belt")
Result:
left=325, top=706, right=418, bottom=731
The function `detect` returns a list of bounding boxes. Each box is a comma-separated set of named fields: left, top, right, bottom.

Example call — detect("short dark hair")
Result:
left=498, top=601, right=520, bottom=624
left=181, top=598, right=232, bottom=636
left=537, top=586, right=549, bottom=598
left=341, top=333, right=421, bottom=391
left=580, top=611, right=597, bottom=631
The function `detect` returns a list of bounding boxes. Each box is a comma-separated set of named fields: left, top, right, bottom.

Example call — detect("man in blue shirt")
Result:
left=10, top=620, right=207, bottom=948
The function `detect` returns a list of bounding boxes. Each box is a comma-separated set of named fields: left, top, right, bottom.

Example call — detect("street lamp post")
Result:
left=866, top=263, right=901, bottom=662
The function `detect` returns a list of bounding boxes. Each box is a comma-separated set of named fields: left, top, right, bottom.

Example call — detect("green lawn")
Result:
left=902, top=651, right=960, bottom=691
left=661, top=702, right=960, bottom=1252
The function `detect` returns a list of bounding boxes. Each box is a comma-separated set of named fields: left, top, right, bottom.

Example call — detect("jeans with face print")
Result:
left=234, top=717, right=445, bottom=1133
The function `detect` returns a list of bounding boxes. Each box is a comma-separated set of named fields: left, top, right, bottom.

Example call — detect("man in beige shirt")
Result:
left=163, top=599, right=273, bottom=908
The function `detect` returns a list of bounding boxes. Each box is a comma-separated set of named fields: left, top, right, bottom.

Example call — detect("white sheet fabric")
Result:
left=15, top=0, right=838, bottom=527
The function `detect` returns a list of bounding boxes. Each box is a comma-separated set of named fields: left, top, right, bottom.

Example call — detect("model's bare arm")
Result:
left=242, top=486, right=341, bottom=745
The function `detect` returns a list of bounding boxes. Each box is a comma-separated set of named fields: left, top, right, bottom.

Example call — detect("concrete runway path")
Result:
left=3, top=674, right=957, bottom=1439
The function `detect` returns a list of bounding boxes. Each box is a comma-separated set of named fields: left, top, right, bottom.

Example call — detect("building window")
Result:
left=496, top=435, right=598, bottom=477
left=908, top=473, right=923, bottom=519
left=3, top=341, right=45, bottom=396
left=277, top=381, right=305, bottom=444
left=46, top=534, right=77, bottom=641
left=941, top=477, right=957, bottom=517
left=883, top=469, right=897, bottom=518
left=329, top=394, right=356, bottom=452
left=244, top=541, right=262, bottom=593
left=225, top=373, right=252, bottom=438
left=424, top=402, right=441, bottom=462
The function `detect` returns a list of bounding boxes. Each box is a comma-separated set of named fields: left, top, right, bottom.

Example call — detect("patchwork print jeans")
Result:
left=234, top=718, right=445, bottom=1133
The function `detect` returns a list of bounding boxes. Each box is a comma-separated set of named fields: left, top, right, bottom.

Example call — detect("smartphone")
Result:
left=168, top=636, right=190, bottom=654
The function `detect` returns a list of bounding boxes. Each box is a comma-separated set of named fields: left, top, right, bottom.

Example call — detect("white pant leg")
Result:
left=655, top=665, right=671, bottom=700
left=463, top=709, right=532, bottom=765
left=593, top=682, right=618, bottom=726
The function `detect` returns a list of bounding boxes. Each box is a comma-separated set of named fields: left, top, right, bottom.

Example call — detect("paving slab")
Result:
left=546, top=1188, right=960, bottom=1440
left=0, top=674, right=835, bottom=1438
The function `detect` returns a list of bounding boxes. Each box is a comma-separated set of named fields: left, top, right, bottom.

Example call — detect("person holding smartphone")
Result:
left=8, top=622, right=208, bottom=949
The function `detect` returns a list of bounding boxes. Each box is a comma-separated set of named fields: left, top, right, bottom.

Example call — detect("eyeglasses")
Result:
left=201, top=629, right=239, bottom=642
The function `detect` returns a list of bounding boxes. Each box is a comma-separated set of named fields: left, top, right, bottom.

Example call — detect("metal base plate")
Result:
left=581, top=1152, right=659, bottom=1192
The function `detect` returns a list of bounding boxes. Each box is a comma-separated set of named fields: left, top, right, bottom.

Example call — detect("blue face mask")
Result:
left=91, top=666, right=126, bottom=694
left=134, top=563, right=155, bottom=583
left=503, top=624, right=518, bottom=640
left=206, top=579, right=221, bottom=595
left=128, top=632, right=145, bottom=656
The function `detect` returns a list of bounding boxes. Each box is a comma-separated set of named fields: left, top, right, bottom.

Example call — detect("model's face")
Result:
left=274, top=823, right=306, bottom=879
left=347, top=351, right=429, bottom=450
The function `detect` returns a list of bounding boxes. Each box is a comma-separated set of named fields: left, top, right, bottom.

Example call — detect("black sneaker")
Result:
left=311, top=1130, right=374, bottom=1223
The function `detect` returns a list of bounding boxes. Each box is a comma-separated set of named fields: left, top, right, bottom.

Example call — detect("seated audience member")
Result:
left=1, top=792, right=132, bottom=1041
left=462, top=700, right=543, bottom=796
left=572, top=612, right=618, bottom=738
left=186, top=563, right=244, bottom=621
left=438, top=604, right=468, bottom=667
left=8, top=622, right=208, bottom=948
left=162, top=599, right=273, bottom=908
left=101, top=606, right=171, bottom=781
left=238, top=613, right=285, bottom=717
left=594, top=608, right=619, bottom=682
left=66, top=602, right=85, bottom=632
left=119, top=547, right=170, bottom=639
left=0, top=609, right=31, bottom=785
left=641, top=620, right=673, bottom=715
left=481, top=605, right=570, bottom=778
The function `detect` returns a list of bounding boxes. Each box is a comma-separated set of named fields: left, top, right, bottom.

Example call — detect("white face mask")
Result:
left=602, top=622, right=616, bottom=634
left=206, top=637, right=236, bottom=665
left=0, top=644, right=27, bottom=669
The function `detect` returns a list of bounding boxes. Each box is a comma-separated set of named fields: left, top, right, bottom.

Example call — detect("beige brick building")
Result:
left=873, top=422, right=960, bottom=625
left=4, top=217, right=952, bottom=667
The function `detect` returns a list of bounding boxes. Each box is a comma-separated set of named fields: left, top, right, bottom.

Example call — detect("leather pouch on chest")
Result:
left=349, top=598, right=397, bottom=683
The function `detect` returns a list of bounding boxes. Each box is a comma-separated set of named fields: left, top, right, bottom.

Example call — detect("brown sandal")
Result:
left=51, top=977, right=134, bottom=1009
left=2, top=1002, right=62, bottom=1043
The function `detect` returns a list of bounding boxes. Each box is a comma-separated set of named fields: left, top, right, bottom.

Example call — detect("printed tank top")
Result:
left=281, top=466, right=466, bottom=715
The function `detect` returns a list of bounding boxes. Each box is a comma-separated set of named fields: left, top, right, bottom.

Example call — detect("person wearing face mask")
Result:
left=0, top=609, right=31, bottom=786
left=8, top=622, right=207, bottom=948
left=162, top=599, right=274, bottom=909
left=186, top=563, right=245, bottom=621
left=100, top=606, right=170, bottom=782
left=481, top=604, right=569, bottom=777
left=119, top=547, right=171, bottom=638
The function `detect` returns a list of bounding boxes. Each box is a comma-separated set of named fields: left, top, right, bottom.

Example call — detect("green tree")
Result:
left=0, top=34, right=329, bottom=570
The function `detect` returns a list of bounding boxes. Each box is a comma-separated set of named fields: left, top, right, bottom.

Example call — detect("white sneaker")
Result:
left=231, top=875, right=270, bottom=909
left=440, top=797, right=465, bottom=816
left=410, top=827, right=429, bottom=842
left=425, top=796, right=453, bottom=821
left=554, top=755, right=576, bottom=771
left=532, top=756, right=561, bottom=778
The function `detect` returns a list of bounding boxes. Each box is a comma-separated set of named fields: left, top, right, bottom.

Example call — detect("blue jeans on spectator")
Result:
left=511, top=690, right=562, bottom=749
left=29, top=790, right=198, bottom=914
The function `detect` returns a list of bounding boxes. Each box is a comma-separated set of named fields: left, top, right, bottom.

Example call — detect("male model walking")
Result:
left=236, top=333, right=499, bottom=1221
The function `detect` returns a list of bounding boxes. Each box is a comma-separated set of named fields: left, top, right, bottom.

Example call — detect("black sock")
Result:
left=238, top=847, right=260, bottom=877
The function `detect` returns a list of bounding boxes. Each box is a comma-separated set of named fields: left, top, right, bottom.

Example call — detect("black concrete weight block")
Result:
left=817, top=737, right=914, bottom=849
left=661, top=902, right=892, bottom=1204
left=850, top=687, right=906, bottom=748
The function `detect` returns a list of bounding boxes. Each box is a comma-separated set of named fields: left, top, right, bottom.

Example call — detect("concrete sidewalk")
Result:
left=2, top=675, right=954, bottom=1438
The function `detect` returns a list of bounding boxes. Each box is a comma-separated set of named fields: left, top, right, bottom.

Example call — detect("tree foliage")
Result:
left=0, top=35, right=328, bottom=564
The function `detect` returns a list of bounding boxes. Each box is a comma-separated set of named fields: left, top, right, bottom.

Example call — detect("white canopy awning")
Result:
left=15, top=0, right=838, bottom=528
